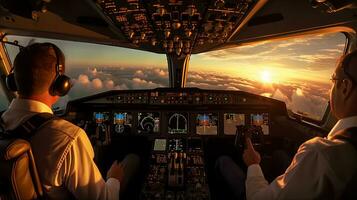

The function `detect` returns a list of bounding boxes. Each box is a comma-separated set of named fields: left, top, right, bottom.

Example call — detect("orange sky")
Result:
left=6, top=32, right=345, bottom=87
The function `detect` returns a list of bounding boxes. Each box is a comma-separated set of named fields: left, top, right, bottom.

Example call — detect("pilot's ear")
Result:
left=342, top=79, right=354, bottom=100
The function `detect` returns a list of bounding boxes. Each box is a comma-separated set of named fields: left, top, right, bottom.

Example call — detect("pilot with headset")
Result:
left=216, top=50, right=357, bottom=199
left=1, top=43, right=140, bottom=199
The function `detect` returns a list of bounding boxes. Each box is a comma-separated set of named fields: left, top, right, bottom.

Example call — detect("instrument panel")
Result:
left=66, top=88, right=286, bottom=137
left=65, top=88, right=287, bottom=200
left=85, top=111, right=271, bottom=136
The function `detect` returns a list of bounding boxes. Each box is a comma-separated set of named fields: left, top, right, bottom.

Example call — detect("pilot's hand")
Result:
left=107, top=160, right=124, bottom=183
left=243, top=137, right=261, bottom=166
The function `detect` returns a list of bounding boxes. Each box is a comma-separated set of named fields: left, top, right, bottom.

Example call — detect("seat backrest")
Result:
left=333, top=127, right=357, bottom=199
left=0, top=112, right=55, bottom=200
left=0, top=138, right=43, bottom=200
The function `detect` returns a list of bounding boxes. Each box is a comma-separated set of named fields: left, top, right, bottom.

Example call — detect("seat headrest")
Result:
left=0, top=139, right=31, bottom=160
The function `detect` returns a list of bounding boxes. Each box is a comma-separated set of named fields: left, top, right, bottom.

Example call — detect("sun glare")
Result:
left=261, top=70, right=272, bottom=83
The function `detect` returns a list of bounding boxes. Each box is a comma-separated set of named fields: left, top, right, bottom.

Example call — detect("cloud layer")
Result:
left=186, top=70, right=330, bottom=120
left=52, top=66, right=331, bottom=120
left=64, top=67, right=168, bottom=99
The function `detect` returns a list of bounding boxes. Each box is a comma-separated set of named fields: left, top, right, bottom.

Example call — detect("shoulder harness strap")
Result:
left=0, top=113, right=56, bottom=140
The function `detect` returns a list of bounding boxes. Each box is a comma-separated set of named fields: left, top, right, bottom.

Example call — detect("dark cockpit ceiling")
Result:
left=1, top=0, right=357, bottom=55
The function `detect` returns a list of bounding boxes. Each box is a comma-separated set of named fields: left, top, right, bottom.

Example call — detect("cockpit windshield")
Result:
left=188, top=32, right=346, bottom=121
left=4, top=35, right=168, bottom=110
left=3, top=32, right=346, bottom=121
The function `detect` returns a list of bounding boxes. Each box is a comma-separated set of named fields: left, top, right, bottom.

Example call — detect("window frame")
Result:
left=0, top=36, right=17, bottom=108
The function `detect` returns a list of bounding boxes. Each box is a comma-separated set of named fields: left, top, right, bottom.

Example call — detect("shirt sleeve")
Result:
left=59, top=129, right=120, bottom=200
left=246, top=139, right=332, bottom=200
left=245, top=164, right=272, bottom=200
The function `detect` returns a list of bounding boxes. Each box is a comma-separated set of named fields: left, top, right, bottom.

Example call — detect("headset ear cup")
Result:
left=50, top=75, right=71, bottom=96
left=6, top=73, right=17, bottom=91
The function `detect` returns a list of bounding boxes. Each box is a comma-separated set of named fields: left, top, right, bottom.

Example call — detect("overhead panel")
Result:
left=95, top=0, right=258, bottom=54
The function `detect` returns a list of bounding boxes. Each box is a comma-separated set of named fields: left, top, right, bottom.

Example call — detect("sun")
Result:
left=261, top=70, right=272, bottom=83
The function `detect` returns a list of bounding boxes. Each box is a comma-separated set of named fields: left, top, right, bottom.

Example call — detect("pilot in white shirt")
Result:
left=217, top=50, right=357, bottom=199
left=245, top=116, right=357, bottom=199
left=1, top=43, right=139, bottom=199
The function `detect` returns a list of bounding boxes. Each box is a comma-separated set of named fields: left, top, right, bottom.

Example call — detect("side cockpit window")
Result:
left=0, top=86, right=8, bottom=111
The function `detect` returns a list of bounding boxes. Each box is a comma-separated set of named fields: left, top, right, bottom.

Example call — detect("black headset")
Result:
left=5, top=43, right=71, bottom=97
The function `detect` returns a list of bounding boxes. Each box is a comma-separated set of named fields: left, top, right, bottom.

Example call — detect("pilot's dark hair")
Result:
left=13, top=43, right=65, bottom=97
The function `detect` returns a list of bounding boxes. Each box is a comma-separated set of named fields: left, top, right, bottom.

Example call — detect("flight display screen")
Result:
left=196, top=113, right=218, bottom=135
left=154, top=139, right=167, bottom=151
left=113, top=112, right=132, bottom=134
left=168, top=112, right=188, bottom=134
left=224, top=113, right=245, bottom=135
left=138, top=112, right=160, bottom=134
left=93, top=112, right=109, bottom=124
left=251, top=113, right=269, bottom=135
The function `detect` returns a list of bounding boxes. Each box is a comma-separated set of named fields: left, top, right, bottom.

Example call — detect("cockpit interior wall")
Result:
left=0, top=0, right=357, bottom=199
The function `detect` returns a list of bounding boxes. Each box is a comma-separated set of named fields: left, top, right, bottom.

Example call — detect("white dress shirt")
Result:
left=1, top=98, right=120, bottom=200
left=246, top=116, right=357, bottom=200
